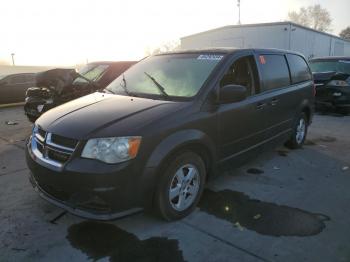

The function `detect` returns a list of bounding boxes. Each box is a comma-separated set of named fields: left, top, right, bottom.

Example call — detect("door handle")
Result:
left=270, top=98, right=279, bottom=106
left=256, top=103, right=266, bottom=110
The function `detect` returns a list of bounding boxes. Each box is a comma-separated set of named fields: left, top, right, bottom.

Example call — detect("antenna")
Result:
left=237, top=0, right=241, bottom=25
left=11, top=53, right=15, bottom=66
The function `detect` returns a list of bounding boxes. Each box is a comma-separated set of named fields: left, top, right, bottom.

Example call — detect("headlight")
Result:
left=81, top=136, right=141, bottom=164
left=328, top=80, right=348, bottom=87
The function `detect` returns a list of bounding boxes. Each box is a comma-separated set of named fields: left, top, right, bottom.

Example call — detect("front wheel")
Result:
left=285, top=112, right=308, bottom=149
left=154, top=152, right=206, bottom=221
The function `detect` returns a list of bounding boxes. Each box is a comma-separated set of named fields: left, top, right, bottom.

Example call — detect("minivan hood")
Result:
left=36, top=92, right=182, bottom=139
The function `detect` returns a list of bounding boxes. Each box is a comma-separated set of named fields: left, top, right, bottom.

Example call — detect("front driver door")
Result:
left=218, top=52, right=270, bottom=161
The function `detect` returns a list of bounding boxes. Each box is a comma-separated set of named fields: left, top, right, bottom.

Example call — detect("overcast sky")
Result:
left=0, top=0, right=349, bottom=66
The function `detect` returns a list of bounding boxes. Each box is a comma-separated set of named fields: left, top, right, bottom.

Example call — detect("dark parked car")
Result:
left=26, top=48, right=314, bottom=221
left=24, top=61, right=136, bottom=122
left=0, top=73, right=35, bottom=104
left=309, top=57, right=350, bottom=113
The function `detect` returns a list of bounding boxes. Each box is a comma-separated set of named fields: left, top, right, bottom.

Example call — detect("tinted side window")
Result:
left=259, top=54, right=290, bottom=92
left=220, top=56, right=258, bottom=96
left=287, top=54, right=312, bottom=84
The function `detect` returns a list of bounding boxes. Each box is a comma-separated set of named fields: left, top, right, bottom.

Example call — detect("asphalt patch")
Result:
left=198, top=189, right=330, bottom=237
left=67, top=221, right=184, bottom=262
left=305, top=136, right=337, bottom=146
left=304, top=140, right=317, bottom=146
left=246, top=168, right=264, bottom=174
left=277, top=149, right=289, bottom=157
left=319, top=136, right=337, bottom=143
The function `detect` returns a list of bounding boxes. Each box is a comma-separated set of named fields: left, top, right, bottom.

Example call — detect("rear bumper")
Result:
left=316, top=100, right=350, bottom=108
left=26, top=141, right=156, bottom=220
left=315, top=86, right=350, bottom=108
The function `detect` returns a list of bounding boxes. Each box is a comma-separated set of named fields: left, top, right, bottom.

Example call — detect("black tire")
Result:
left=154, top=151, right=206, bottom=221
left=285, top=112, right=308, bottom=149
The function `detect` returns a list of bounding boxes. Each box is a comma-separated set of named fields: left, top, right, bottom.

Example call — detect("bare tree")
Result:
left=288, top=4, right=332, bottom=32
left=339, top=27, right=350, bottom=41
left=145, top=40, right=180, bottom=56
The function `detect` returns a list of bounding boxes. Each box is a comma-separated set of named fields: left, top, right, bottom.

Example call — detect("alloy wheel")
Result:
left=169, top=164, right=200, bottom=211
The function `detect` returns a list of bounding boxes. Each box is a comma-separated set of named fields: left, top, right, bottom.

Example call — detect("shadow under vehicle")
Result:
left=0, top=73, right=36, bottom=104
left=24, top=61, right=136, bottom=122
left=309, top=57, right=350, bottom=114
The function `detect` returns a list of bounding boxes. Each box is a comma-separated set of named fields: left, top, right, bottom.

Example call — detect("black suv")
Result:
left=309, top=57, right=350, bottom=113
left=24, top=61, right=136, bottom=122
left=26, top=49, right=314, bottom=221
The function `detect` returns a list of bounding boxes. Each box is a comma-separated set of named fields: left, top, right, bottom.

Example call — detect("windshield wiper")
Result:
left=119, top=74, right=132, bottom=95
left=144, top=72, right=169, bottom=98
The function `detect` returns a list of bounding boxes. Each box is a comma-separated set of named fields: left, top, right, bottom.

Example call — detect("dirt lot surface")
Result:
left=0, top=106, right=350, bottom=262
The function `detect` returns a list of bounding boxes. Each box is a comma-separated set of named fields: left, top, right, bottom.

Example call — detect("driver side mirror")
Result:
left=219, top=84, right=247, bottom=104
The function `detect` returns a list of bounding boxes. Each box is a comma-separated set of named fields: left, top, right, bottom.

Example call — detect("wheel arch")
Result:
left=301, top=106, right=312, bottom=124
left=145, top=129, right=217, bottom=181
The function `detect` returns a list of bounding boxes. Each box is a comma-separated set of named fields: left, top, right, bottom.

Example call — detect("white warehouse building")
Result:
left=180, top=22, right=350, bottom=59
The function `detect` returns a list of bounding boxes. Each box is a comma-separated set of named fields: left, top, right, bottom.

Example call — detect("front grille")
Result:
left=37, top=141, right=44, bottom=153
left=48, top=149, right=71, bottom=163
left=32, top=126, right=79, bottom=168
left=51, top=134, right=78, bottom=149
left=38, top=127, right=46, bottom=139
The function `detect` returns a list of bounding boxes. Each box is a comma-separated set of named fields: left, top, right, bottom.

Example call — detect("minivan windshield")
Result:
left=309, top=60, right=350, bottom=74
left=106, top=53, right=224, bottom=100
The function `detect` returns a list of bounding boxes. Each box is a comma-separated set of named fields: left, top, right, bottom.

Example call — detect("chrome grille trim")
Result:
left=30, top=136, right=63, bottom=171
left=29, top=126, right=78, bottom=172
left=46, top=133, right=75, bottom=152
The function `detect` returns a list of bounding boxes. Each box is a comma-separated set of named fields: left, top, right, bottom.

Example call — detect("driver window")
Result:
left=220, top=56, right=256, bottom=96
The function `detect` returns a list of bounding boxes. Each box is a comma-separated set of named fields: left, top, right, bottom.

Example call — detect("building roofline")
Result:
left=181, top=21, right=350, bottom=43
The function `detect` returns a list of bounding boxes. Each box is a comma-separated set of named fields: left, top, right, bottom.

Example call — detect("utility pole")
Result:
left=237, top=0, right=241, bottom=25
left=11, top=53, right=15, bottom=66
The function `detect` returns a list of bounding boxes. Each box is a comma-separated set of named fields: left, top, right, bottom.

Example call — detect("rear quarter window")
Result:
left=286, top=54, right=312, bottom=84
left=259, top=54, right=290, bottom=92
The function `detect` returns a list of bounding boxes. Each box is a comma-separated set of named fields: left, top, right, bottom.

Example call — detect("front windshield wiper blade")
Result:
left=144, top=72, right=169, bottom=97
left=99, top=89, right=111, bottom=94
left=119, top=73, right=132, bottom=96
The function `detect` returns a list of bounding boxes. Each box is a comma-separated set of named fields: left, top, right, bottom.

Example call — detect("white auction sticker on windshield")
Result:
left=197, top=54, right=224, bottom=61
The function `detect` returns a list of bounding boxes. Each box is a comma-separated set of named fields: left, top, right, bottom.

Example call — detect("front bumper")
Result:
left=24, top=98, right=55, bottom=119
left=26, top=139, right=154, bottom=220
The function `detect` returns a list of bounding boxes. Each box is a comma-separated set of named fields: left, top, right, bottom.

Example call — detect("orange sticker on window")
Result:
left=259, top=55, right=266, bottom=64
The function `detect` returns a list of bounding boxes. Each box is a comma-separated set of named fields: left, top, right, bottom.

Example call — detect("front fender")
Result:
left=138, top=129, right=217, bottom=208
left=145, top=129, right=217, bottom=169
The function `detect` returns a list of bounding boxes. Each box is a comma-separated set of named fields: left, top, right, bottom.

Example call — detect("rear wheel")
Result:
left=286, top=112, right=308, bottom=149
left=154, top=152, right=206, bottom=221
